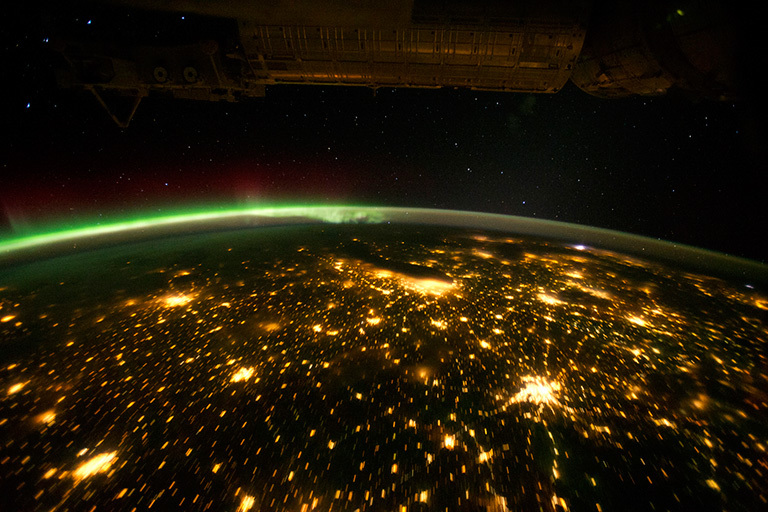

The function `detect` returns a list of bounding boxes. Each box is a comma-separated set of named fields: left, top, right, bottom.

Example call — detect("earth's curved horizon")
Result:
left=1, top=206, right=766, bottom=512
left=1, top=206, right=765, bottom=285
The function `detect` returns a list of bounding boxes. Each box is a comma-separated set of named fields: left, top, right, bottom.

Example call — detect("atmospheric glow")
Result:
left=1, top=206, right=757, bottom=282
left=0, top=205, right=380, bottom=254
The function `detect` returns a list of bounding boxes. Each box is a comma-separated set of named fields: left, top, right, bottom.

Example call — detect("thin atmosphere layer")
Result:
left=0, top=206, right=765, bottom=284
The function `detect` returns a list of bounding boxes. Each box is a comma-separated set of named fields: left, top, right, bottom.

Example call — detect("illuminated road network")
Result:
left=0, top=219, right=766, bottom=511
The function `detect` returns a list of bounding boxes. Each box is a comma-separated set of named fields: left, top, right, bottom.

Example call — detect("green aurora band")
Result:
left=0, top=205, right=765, bottom=282
left=0, top=205, right=380, bottom=253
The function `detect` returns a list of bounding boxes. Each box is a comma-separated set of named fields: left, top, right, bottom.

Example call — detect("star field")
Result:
left=1, top=4, right=766, bottom=262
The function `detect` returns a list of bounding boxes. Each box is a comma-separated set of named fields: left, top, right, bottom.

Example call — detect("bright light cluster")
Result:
left=510, top=376, right=562, bottom=407
left=72, top=452, right=117, bottom=482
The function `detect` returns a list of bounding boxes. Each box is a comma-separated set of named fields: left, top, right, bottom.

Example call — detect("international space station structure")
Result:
left=49, top=0, right=747, bottom=126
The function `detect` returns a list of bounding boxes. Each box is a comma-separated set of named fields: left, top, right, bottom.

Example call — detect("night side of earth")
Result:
left=0, top=209, right=766, bottom=512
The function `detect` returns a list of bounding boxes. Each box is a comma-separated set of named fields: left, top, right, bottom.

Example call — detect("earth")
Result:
left=0, top=207, right=766, bottom=512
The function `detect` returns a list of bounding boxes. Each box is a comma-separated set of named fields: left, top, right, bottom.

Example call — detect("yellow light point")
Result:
left=510, top=376, right=562, bottom=407
left=1, top=314, right=16, bottom=323
left=552, top=494, right=569, bottom=511
left=592, top=425, right=611, bottom=435
left=430, top=319, right=447, bottom=329
left=231, top=367, right=255, bottom=383
left=692, top=394, right=710, bottom=410
left=8, top=381, right=28, bottom=395
left=590, top=288, right=611, bottom=300
left=391, top=463, right=398, bottom=474
left=627, top=316, right=648, bottom=327
left=327, top=440, right=335, bottom=449
left=366, top=317, right=381, bottom=325
left=419, top=491, right=429, bottom=502
left=237, top=495, right=256, bottom=512
left=572, top=283, right=611, bottom=300
left=162, top=294, right=194, bottom=307
left=443, top=434, right=456, bottom=449
left=479, top=340, right=490, bottom=349
left=478, top=450, right=493, bottom=463
left=404, top=277, right=455, bottom=296
left=706, top=479, right=721, bottom=491
left=537, top=293, right=563, bottom=306
left=36, top=410, right=56, bottom=424
left=72, top=452, right=117, bottom=482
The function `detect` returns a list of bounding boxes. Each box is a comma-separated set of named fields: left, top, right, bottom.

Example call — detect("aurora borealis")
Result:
left=2, top=207, right=765, bottom=284
left=3, top=15, right=766, bottom=263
